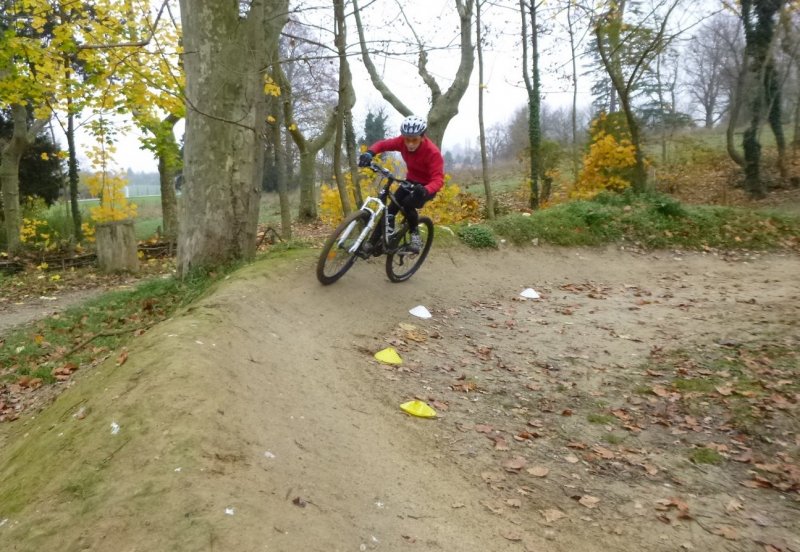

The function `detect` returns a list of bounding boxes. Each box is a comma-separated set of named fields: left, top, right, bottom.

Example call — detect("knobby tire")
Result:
left=316, top=210, right=370, bottom=285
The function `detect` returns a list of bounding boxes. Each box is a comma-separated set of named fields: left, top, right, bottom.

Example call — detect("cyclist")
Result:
left=358, top=115, right=444, bottom=253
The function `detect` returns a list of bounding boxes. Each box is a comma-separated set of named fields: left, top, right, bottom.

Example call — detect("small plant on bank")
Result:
left=689, top=447, right=724, bottom=465
left=458, top=224, right=498, bottom=249
left=587, top=413, right=615, bottom=425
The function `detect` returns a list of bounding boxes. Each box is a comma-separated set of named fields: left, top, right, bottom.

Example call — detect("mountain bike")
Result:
left=316, top=163, right=434, bottom=285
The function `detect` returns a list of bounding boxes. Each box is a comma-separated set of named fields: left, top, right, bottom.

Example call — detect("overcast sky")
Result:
left=76, top=0, right=609, bottom=172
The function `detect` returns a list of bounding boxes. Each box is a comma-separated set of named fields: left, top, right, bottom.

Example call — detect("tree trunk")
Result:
left=275, top=60, right=337, bottom=222
left=476, top=0, right=494, bottom=219
left=520, top=0, right=541, bottom=209
left=66, top=100, right=83, bottom=242
left=332, top=111, right=352, bottom=216
left=726, top=59, right=746, bottom=167
left=177, top=0, right=285, bottom=274
left=740, top=0, right=786, bottom=198
left=567, top=0, right=580, bottom=182
left=333, top=0, right=362, bottom=207
left=1, top=104, right=47, bottom=253
left=271, top=101, right=292, bottom=239
left=155, top=114, right=180, bottom=240
left=297, top=152, right=319, bottom=220
left=765, top=61, right=787, bottom=179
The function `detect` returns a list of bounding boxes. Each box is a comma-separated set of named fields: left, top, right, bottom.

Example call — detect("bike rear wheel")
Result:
left=317, top=210, right=371, bottom=285
left=385, top=216, right=434, bottom=282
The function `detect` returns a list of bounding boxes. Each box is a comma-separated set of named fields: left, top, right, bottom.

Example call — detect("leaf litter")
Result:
left=364, top=266, right=800, bottom=550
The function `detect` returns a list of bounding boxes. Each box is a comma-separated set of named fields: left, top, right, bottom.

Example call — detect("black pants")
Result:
left=388, top=184, right=432, bottom=232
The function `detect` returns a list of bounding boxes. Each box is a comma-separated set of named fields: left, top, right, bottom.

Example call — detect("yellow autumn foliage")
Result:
left=319, top=164, right=479, bottom=227
left=574, top=114, right=638, bottom=199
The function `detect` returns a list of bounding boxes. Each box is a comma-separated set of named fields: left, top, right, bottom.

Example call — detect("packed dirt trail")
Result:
left=1, top=246, right=798, bottom=552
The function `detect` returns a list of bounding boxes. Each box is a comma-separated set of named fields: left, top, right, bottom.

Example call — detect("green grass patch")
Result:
left=689, top=447, right=724, bottom=465
left=672, top=378, right=718, bottom=393
left=602, top=433, right=625, bottom=445
left=0, top=266, right=230, bottom=385
left=587, top=413, right=615, bottom=425
left=489, top=191, right=800, bottom=250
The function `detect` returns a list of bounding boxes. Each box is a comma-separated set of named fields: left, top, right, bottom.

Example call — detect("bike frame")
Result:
left=337, top=164, right=412, bottom=256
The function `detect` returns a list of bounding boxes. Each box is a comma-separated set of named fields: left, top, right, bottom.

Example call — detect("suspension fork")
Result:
left=340, top=197, right=385, bottom=254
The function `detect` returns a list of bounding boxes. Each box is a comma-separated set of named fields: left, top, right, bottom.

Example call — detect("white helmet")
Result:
left=400, top=115, right=427, bottom=137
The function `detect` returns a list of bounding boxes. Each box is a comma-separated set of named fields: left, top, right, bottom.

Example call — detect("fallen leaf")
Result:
left=503, top=456, right=527, bottom=472
left=481, top=471, right=506, bottom=483
left=592, top=445, right=615, bottom=459
left=578, top=495, right=600, bottom=509
left=492, top=436, right=510, bottom=451
left=474, top=424, right=493, bottom=433
left=527, top=466, right=549, bottom=477
left=506, top=498, right=522, bottom=508
left=651, top=385, right=670, bottom=397
left=500, top=529, right=522, bottom=541
left=712, top=526, right=739, bottom=541
left=482, top=499, right=505, bottom=515
left=642, top=463, right=659, bottom=476
left=725, top=499, right=743, bottom=513
left=564, top=455, right=580, bottom=464
left=117, top=350, right=129, bottom=366
left=715, top=385, right=734, bottom=396
left=540, top=509, right=566, bottom=523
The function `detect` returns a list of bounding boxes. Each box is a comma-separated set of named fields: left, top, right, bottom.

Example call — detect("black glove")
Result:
left=358, top=150, right=374, bottom=167
left=412, top=183, right=429, bottom=201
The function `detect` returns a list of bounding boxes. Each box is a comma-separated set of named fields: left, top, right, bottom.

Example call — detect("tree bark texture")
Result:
left=177, top=0, right=286, bottom=274
left=741, top=0, right=786, bottom=198
left=476, top=0, right=494, bottom=219
left=66, top=98, right=83, bottom=242
left=1, top=104, right=47, bottom=253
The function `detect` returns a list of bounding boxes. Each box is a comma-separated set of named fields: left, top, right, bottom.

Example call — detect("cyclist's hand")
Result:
left=358, top=150, right=374, bottom=167
left=412, top=183, right=429, bottom=201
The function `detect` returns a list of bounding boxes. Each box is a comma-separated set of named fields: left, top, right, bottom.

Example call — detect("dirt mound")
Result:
left=1, top=246, right=798, bottom=551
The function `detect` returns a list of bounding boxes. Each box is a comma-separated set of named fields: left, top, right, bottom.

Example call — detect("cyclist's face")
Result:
left=404, top=136, right=422, bottom=152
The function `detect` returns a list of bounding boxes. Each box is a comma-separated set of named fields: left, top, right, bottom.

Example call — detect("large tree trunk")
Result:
left=1, top=104, right=47, bottom=253
left=353, top=0, right=475, bottom=148
left=177, top=0, right=284, bottom=274
left=740, top=0, right=786, bottom=198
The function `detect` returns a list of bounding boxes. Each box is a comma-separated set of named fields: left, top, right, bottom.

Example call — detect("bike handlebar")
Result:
left=367, top=163, right=413, bottom=190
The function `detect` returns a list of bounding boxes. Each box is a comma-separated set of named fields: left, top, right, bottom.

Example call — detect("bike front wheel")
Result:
left=385, top=216, right=434, bottom=283
left=317, top=210, right=371, bottom=285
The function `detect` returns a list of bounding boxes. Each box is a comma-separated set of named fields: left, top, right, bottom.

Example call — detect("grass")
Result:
left=689, top=447, right=724, bottom=465
left=459, top=190, right=800, bottom=251
left=0, top=266, right=230, bottom=385
left=587, top=413, right=615, bottom=425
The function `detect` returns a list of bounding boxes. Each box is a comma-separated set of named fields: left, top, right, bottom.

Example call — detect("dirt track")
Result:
left=0, top=245, right=798, bottom=551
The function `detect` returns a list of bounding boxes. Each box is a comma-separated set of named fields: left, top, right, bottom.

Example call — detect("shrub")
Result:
left=574, top=112, right=638, bottom=199
left=458, top=224, right=497, bottom=249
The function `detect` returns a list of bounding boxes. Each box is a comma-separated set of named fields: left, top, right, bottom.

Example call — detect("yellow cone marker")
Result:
left=400, top=400, right=437, bottom=418
left=374, top=347, right=402, bottom=365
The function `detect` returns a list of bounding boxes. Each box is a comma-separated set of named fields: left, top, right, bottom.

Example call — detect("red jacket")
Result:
left=369, top=136, right=445, bottom=195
